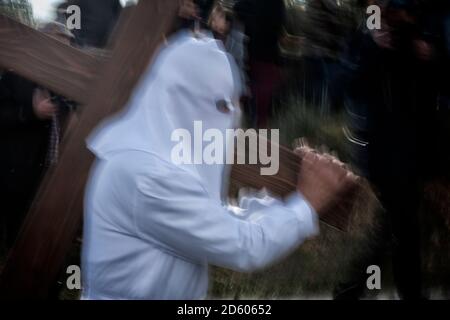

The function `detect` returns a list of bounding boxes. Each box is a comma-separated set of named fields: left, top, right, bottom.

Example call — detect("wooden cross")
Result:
left=0, top=0, right=362, bottom=299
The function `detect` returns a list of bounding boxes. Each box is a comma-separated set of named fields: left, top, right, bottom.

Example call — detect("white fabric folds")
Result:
left=81, top=30, right=319, bottom=300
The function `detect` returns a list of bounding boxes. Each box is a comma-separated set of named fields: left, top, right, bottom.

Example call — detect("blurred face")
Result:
left=210, top=9, right=230, bottom=36
left=179, top=0, right=198, bottom=20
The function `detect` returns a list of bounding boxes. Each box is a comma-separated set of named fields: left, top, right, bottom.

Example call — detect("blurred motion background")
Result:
left=0, top=0, right=449, bottom=299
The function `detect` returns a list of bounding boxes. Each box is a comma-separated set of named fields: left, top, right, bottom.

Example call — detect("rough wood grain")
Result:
left=230, top=132, right=361, bottom=231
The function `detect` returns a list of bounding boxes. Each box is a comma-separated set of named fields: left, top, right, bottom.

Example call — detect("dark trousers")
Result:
left=334, top=122, right=425, bottom=299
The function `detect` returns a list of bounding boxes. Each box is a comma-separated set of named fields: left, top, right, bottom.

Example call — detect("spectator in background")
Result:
left=234, top=0, right=285, bottom=128
left=208, top=1, right=247, bottom=92
left=334, top=0, right=450, bottom=300
left=208, top=1, right=233, bottom=42
left=57, top=0, right=122, bottom=48
left=0, top=22, right=76, bottom=248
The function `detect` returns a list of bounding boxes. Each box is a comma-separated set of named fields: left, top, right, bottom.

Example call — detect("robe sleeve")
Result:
left=133, top=167, right=319, bottom=272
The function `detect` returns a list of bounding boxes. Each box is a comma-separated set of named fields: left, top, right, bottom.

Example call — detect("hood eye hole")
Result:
left=216, top=99, right=230, bottom=114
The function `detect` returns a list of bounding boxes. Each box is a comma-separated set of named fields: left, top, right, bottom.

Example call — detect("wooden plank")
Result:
left=232, top=159, right=364, bottom=231
left=0, top=14, right=101, bottom=104
left=0, top=0, right=180, bottom=299
left=230, top=132, right=364, bottom=231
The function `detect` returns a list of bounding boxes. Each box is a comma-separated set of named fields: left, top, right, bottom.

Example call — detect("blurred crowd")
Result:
left=0, top=0, right=449, bottom=299
left=330, top=0, right=450, bottom=300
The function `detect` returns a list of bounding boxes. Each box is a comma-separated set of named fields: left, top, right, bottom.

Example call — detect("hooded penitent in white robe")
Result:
left=81, top=30, right=319, bottom=300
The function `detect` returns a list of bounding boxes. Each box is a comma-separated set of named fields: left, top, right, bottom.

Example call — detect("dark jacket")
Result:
left=0, top=72, right=50, bottom=220
left=65, top=0, right=122, bottom=48
left=234, top=0, right=284, bottom=64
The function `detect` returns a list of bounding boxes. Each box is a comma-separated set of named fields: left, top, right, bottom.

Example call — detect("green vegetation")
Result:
left=0, top=0, right=34, bottom=26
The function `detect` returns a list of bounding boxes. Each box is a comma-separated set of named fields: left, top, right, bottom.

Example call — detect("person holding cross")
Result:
left=80, top=8, right=357, bottom=298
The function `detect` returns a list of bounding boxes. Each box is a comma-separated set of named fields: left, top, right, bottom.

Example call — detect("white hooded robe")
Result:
left=81, top=30, right=319, bottom=300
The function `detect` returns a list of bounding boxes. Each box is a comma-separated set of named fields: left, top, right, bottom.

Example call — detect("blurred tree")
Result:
left=0, top=0, right=34, bottom=26
left=282, top=0, right=360, bottom=58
